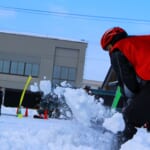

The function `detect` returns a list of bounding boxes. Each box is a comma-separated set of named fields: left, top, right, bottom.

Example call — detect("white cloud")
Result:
left=0, top=9, right=16, bottom=18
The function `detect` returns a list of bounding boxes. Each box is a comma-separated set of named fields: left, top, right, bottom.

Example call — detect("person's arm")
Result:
left=110, top=49, right=139, bottom=98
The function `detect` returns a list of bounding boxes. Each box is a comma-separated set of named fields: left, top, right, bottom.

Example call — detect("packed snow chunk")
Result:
left=103, top=112, right=125, bottom=133
left=30, top=82, right=39, bottom=92
left=39, top=78, right=52, bottom=95
left=60, top=81, right=72, bottom=88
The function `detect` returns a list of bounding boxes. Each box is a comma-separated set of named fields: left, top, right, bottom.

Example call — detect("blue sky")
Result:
left=0, top=0, right=150, bottom=81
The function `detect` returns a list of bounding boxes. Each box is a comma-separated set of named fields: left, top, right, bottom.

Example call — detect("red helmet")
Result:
left=100, top=27, right=127, bottom=50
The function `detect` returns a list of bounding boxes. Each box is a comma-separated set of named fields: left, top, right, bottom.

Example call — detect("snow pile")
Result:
left=55, top=86, right=110, bottom=126
left=0, top=79, right=149, bottom=150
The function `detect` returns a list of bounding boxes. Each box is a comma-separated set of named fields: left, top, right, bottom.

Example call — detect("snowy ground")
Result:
left=0, top=80, right=150, bottom=150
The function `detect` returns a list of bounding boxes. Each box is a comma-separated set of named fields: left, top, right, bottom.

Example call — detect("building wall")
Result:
left=82, top=79, right=102, bottom=89
left=0, top=32, right=87, bottom=90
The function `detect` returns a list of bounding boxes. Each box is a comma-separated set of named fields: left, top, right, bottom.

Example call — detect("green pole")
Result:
left=111, top=86, right=122, bottom=109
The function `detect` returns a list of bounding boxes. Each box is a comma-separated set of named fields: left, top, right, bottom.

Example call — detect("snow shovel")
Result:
left=111, top=86, right=122, bottom=109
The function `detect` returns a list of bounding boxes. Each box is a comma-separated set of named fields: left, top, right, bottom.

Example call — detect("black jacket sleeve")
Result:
left=110, top=49, right=140, bottom=97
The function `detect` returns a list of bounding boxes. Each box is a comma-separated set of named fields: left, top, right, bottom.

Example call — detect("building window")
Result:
left=32, top=64, right=39, bottom=76
left=52, top=65, right=76, bottom=86
left=10, top=61, right=18, bottom=74
left=0, top=60, right=3, bottom=72
left=53, top=66, right=61, bottom=78
left=61, top=67, right=68, bottom=80
left=25, top=63, right=32, bottom=76
left=68, top=67, right=76, bottom=80
left=25, top=63, right=39, bottom=77
left=10, top=61, right=25, bottom=75
left=0, top=59, right=39, bottom=77
left=3, top=60, right=10, bottom=73
left=17, top=62, right=25, bottom=75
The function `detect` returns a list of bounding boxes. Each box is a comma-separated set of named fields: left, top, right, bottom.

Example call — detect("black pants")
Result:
left=123, top=82, right=150, bottom=127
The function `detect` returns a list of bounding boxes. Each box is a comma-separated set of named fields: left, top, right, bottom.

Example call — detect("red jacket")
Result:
left=110, top=35, right=150, bottom=80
